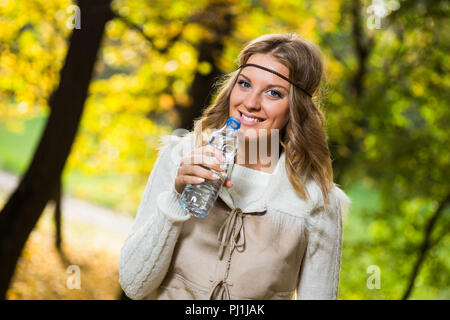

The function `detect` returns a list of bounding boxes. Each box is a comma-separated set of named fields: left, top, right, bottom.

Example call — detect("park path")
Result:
left=0, top=169, right=134, bottom=239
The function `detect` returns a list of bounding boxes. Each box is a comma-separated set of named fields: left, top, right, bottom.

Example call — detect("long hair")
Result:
left=192, top=33, right=334, bottom=208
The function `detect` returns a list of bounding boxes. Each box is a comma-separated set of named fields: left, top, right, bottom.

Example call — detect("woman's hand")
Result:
left=175, top=144, right=234, bottom=194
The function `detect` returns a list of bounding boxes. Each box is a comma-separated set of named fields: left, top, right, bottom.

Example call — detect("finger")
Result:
left=203, top=156, right=224, bottom=172
left=183, top=175, right=206, bottom=185
left=184, top=151, right=218, bottom=167
left=184, top=152, right=223, bottom=172
left=183, top=165, right=221, bottom=181
left=224, top=178, right=233, bottom=188
left=203, top=146, right=227, bottom=172
left=202, top=145, right=226, bottom=163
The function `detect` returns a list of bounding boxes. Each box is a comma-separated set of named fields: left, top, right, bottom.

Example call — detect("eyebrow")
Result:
left=238, top=73, right=289, bottom=93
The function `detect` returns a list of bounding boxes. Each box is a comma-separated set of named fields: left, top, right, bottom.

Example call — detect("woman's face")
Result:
left=229, top=53, right=290, bottom=141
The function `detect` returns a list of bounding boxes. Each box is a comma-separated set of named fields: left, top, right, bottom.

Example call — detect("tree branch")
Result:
left=402, top=193, right=450, bottom=300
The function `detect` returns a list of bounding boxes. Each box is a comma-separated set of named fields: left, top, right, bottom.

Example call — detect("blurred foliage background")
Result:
left=0, top=0, right=448, bottom=299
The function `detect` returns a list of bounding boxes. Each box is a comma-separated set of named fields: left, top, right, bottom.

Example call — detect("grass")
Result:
left=0, top=116, right=45, bottom=174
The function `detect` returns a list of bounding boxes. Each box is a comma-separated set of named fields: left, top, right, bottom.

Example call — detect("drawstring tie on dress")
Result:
left=210, top=207, right=245, bottom=299
left=217, top=207, right=245, bottom=260
left=208, top=279, right=231, bottom=300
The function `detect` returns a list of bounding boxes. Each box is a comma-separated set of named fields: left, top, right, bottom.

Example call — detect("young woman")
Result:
left=119, top=33, right=351, bottom=300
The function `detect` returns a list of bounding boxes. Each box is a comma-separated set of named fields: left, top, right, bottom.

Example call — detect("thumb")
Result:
left=225, top=178, right=233, bottom=188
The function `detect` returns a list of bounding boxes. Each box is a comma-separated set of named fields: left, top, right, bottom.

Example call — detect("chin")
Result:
left=239, top=128, right=267, bottom=140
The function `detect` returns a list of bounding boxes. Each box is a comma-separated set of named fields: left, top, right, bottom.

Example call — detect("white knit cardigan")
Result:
left=119, top=132, right=352, bottom=300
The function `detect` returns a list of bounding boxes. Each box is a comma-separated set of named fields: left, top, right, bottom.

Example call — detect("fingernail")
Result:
left=197, top=177, right=205, bottom=183
left=212, top=173, right=220, bottom=179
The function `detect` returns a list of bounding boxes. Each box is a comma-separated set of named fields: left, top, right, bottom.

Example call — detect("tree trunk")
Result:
left=331, top=0, right=373, bottom=183
left=177, top=1, right=236, bottom=130
left=0, top=0, right=113, bottom=299
left=53, top=177, right=62, bottom=252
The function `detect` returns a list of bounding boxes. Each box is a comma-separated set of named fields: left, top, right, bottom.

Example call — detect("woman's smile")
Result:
left=229, top=53, right=290, bottom=139
left=238, top=110, right=266, bottom=126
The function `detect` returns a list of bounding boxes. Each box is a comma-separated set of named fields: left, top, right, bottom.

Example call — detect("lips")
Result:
left=239, top=111, right=266, bottom=122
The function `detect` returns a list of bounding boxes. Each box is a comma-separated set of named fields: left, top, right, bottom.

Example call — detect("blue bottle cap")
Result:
left=226, top=117, right=241, bottom=130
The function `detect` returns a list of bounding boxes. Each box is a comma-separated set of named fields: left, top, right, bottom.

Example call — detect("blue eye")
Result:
left=237, top=79, right=283, bottom=98
left=238, top=80, right=250, bottom=88
left=268, top=90, right=282, bottom=98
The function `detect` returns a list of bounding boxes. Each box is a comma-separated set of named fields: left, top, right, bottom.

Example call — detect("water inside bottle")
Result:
left=179, top=174, right=225, bottom=218
left=179, top=116, right=240, bottom=218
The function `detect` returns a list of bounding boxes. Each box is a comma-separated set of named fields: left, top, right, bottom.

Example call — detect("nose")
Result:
left=243, top=90, right=261, bottom=111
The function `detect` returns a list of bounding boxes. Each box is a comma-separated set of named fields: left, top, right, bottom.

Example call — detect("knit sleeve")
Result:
left=118, top=134, right=192, bottom=300
left=296, top=186, right=351, bottom=300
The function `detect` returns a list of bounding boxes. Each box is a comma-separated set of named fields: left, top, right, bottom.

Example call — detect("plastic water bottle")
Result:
left=179, top=117, right=241, bottom=218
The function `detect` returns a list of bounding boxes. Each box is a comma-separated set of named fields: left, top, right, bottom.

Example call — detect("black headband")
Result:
left=237, top=63, right=312, bottom=98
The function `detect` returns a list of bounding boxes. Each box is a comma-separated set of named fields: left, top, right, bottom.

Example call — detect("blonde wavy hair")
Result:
left=192, top=33, right=334, bottom=207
